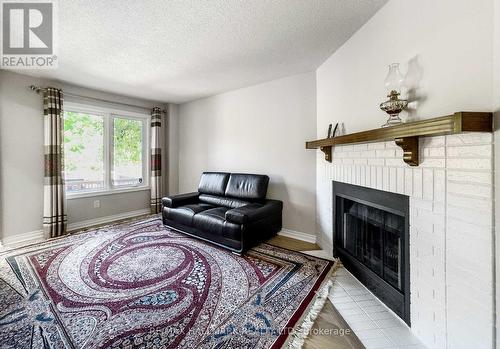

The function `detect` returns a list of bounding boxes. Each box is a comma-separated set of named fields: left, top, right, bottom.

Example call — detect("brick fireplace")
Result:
left=316, top=133, right=494, bottom=349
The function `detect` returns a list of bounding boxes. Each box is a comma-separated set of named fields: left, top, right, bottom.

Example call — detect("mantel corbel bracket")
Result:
left=395, top=136, right=419, bottom=166
left=320, top=146, right=332, bottom=162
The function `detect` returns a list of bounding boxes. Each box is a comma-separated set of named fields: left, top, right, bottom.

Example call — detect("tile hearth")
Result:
left=330, top=267, right=426, bottom=349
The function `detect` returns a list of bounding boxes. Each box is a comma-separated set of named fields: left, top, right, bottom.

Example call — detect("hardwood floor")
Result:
left=267, top=235, right=364, bottom=349
left=267, top=235, right=320, bottom=251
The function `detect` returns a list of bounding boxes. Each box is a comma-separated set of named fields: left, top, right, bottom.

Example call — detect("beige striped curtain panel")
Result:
left=43, top=87, right=67, bottom=238
left=150, top=107, right=163, bottom=214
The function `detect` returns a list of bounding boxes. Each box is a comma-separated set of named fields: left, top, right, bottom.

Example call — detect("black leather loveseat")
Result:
left=162, top=172, right=283, bottom=253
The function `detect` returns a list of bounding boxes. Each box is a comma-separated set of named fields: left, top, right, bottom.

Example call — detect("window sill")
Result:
left=66, top=186, right=150, bottom=200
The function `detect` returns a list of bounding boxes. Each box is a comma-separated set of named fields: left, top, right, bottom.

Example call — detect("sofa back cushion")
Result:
left=198, top=172, right=230, bottom=196
left=224, top=173, right=269, bottom=200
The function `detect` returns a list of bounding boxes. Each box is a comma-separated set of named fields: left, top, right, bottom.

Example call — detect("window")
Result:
left=113, top=117, right=144, bottom=187
left=63, top=103, right=149, bottom=197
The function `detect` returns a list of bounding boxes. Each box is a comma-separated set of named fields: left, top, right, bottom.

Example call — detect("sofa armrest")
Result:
left=162, top=192, right=199, bottom=208
left=225, top=200, right=283, bottom=224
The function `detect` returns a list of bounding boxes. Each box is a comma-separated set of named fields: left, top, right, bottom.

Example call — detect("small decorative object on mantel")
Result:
left=327, top=123, right=332, bottom=138
left=332, top=123, right=339, bottom=138
left=380, top=63, right=408, bottom=128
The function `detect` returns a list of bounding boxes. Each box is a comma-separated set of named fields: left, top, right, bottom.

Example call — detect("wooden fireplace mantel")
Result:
left=305, top=111, right=493, bottom=166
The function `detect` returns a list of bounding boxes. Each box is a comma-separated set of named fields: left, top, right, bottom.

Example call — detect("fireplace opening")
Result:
left=333, top=181, right=410, bottom=325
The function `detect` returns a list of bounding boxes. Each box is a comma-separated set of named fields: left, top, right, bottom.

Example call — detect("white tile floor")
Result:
left=329, top=267, right=427, bottom=349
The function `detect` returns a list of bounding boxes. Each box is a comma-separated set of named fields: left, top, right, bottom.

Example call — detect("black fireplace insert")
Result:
left=333, top=181, right=410, bottom=325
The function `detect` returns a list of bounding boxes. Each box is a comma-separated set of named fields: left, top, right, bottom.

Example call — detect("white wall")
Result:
left=494, top=0, right=500, bottom=346
left=317, top=0, right=493, bottom=136
left=178, top=72, right=317, bottom=236
left=315, top=0, right=495, bottom=348
left=0, top=71, right=175, bottom=241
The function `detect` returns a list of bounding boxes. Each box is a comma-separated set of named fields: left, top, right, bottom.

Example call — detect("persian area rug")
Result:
left=0, top=217, right=334, bottom=349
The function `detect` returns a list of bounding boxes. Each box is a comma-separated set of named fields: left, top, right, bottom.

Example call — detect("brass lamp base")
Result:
left=380, top=90, right=408, bottom=128
left=382, top=114, right=404, bottom=128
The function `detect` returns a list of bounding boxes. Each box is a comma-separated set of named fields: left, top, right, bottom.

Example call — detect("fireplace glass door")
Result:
left=333, top=180, right=410, bottom=325
left=341, top=198, right=404, bottom=291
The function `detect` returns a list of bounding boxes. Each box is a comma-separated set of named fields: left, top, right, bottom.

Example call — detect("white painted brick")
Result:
left=413, top=168, right=423, bottom=198
left=446, top=133, right=493, bottom=145
left=446, top=267, right=493, bottom=299
left=447, top=193, right=492, bottom=211
left=396, top=167, right=405, bottom=194
left=447, top=238, right=493, bottom=268
left=346, top=166, right=353, bottom=183
left=389, top=167, right=397, bottom=192
left=338, top=144, right=354, bottom=152
left=355, top=165, right=361, bottom=185
left=342, top=158, right=354, bottom=165
left=370, top=166, right=376, bottom=187
left=447, top=158, right=491, bottom=170
left=410, top=197, right=433, bottom=212
left=422, top=147, right=445, bottom=158
left=447, top=182, right=492, bottom=198
left=434, top=170, right=445, bottom=202
left=361, top=150, right=377, bottom=158
left=367, top=142, right=386, bottom=150
left=376, top=149, right=396, bottom=158
left=419, top=158, right=446, bottom=168
left=447, top=170, right=492, bottom=185
left=385, top=141, right=398, bottom=149
left=421, top=136, right=446, bottom=147
left=382, top=167, right=389, bottom=191
left=385, top=158, right=405, bottom=167
left=376, top=167, right=383, bottom=189
left=334, top=153, right=347, bottom=161
left=446, top=219, right=492, bottom=240
left=447, top=205, right=492, bottom=225
left=446, top=144, right=492, bottom=158
left=422, top=169, right=433, bottom=200
left=395, top=147, right=404, bottom=158
left=353, top=144, right=368, bottom=151
left=404, top=168, right=413, bottom=196
left=352, top=158, right=368, bottom=165
left=433, top=202, right=445, bottom=215
left=365, top=166, right=371, bottom=187
left=367, top=158, right=384, bottom=166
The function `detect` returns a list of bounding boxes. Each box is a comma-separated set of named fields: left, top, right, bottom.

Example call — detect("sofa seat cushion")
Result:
left=163, top=203, right=214, bottom=226
left=193, top=207, right=241, bottom=240
left=199, top=194, right=250, bottom=209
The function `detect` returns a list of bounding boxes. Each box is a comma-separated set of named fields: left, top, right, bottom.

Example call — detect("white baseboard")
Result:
left=1, top=209, right=151, bottom=248
left=67, top=208, right=151, bottom=232
left=316, top=233, right=333, bottom=255
left=2, top=229, right=44, bottom=247
left=278, top=229, right=317, bottom=244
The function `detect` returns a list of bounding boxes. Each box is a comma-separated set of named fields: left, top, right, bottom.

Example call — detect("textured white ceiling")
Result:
left=21, top=0, right=387, bottom=103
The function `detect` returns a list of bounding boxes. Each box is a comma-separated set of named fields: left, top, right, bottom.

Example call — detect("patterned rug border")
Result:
left=264, top=242, right=334, bottom=263
left=274, top=260, right=338, bottom=349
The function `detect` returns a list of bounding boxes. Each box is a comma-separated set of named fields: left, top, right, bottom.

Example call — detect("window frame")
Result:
left=64, top=102, right=151, bottom=200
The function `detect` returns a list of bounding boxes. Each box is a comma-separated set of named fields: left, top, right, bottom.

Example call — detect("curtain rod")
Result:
left=29, top=85, right=167, bottom=113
